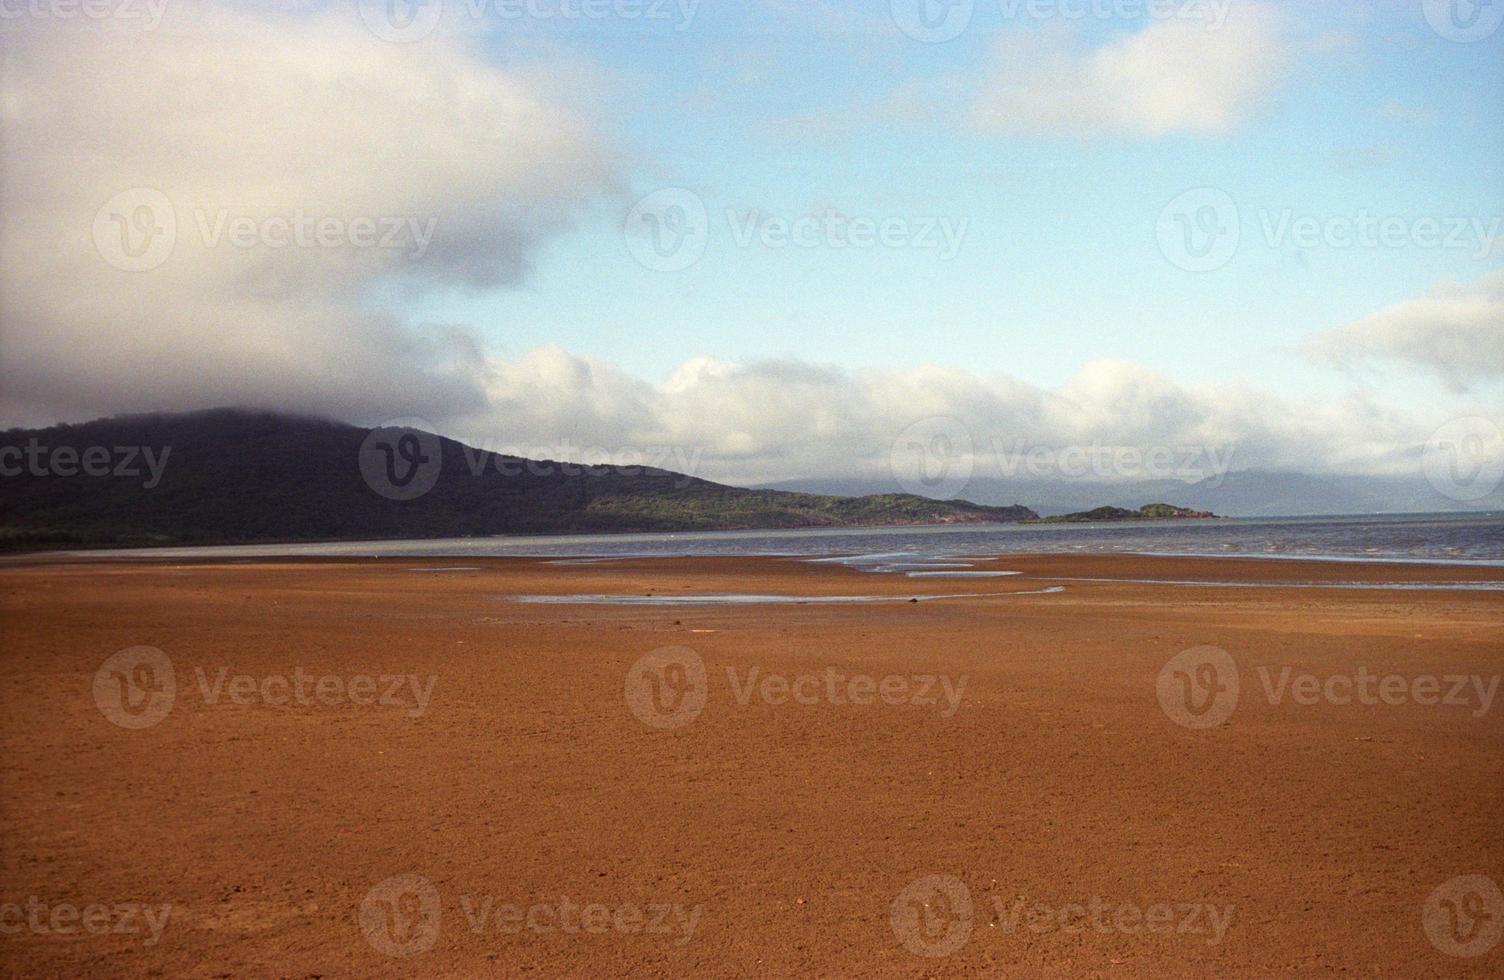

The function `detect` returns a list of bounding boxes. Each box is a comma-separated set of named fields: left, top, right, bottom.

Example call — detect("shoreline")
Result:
left=4, top=511, right=1501, bottom=568
left=7, top=549, right=1504, bottom=579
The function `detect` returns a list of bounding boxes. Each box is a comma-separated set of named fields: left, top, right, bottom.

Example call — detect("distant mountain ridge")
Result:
left=757, top=470, right=1501, bottom=518
left=0, top=410, right=1037, bottom=549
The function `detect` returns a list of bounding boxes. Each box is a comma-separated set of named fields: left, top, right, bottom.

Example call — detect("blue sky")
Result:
left=405, top=0, right=1503, bottom=399
left=2, top=0, right=1500, bottom=492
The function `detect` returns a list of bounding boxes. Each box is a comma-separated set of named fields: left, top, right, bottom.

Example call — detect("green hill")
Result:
left=1030, top=503, right=1218, bottom=524
left=0, top=410, right=1037, bottom=550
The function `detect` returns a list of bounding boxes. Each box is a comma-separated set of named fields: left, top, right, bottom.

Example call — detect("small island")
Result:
left=1028, top=503, right=1219, bottom=524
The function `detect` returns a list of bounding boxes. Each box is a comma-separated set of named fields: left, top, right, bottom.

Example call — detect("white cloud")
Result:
left=0, top=1, right=620, bottom=424
left=432, top=346, right=1480, bottom=487
left=0, top=1, right=1487, bottom=496
left=1304, top=270, right=1504, bottom=392
left=965, top=8, right=1289, bottom=137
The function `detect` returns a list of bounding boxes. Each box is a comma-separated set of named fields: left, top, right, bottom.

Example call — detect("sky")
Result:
left=1, top=0, right=1501, bottom=493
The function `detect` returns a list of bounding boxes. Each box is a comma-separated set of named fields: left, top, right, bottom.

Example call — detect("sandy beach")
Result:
left=0, top=554, right=1500, bottom=977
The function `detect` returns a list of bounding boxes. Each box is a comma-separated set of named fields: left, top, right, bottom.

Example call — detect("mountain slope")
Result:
left=0, top=410, right=1037, bottom=548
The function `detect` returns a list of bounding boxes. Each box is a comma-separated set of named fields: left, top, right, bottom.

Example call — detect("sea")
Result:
left=36, top=512, right=1504, bottom=566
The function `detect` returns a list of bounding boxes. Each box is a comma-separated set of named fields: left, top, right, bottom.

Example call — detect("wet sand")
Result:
left=0, top=554, right=1501, bottom=976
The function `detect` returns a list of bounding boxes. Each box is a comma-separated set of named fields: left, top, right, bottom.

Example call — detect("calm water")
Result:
left=37, top=512, right=1504, bottom=566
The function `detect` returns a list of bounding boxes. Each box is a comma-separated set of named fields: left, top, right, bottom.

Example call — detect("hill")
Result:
left=0, top=410, right=1037, bottom=549
left=1029, top=504, right=1217, bottom=524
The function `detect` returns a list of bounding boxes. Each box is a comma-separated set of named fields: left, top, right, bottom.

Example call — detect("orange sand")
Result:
left=0, top=554, right=1500, bottom=976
